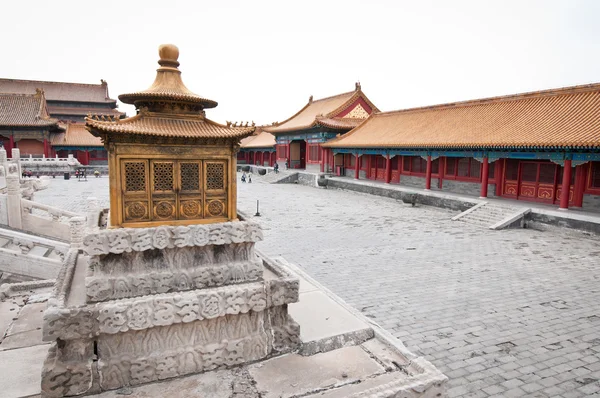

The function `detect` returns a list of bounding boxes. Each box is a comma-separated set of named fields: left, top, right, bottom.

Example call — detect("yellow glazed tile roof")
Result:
left=0, top=93, right=59, bottom=127
left=264, top=84, right=379, bottom=134
left=51, top=123, right=103, bottom=147
left=323, top=83, right=600, bottom=150
left=264, top=91, right=355, bottom=133
left=241, top=130, right=276, bottom=148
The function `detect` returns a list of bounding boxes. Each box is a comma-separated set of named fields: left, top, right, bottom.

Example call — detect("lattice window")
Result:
left=206, top=162, right=225, bottom=190
left=181, top=163, right=200, bottom=191
left=153, top=162, right=174, bottom=191
left=124, top=162, right=146, bottom=192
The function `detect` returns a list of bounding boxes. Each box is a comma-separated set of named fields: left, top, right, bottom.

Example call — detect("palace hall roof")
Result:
left=0, top=79, right=117, bottom=104
left=323, top=83, right=600, bottom=150
left=264, top=83, right=379, bottom=134
left=0, top=92, right=59, bottom=128
left=51, top=123, right=103, bottom=147
left=240, top=129, right=276, bottom=149
left=87, top=44, right=254, bottom=141
left=46, top=105, right=124, bottom=118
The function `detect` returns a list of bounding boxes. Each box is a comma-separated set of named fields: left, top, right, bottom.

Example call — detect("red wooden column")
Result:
left=559, top=159, right=572, bottom=210
left=43, top=138, right=50, bottom=158
left=354, top=154, right=360, bottom=179
left=480, top=157, right=489, bottom=198
left=384, top=155, right=392, bottom=184
left=320, top=147, right=325, bottom=172
left=425, top=155, right=432, bottom=190
left=286, top=143, right=290, bottom=166
left=8, top=135, right=14, bottom=158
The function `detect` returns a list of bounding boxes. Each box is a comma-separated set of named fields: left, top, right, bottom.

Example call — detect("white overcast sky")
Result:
left=3, top=0, right=600, bottom=125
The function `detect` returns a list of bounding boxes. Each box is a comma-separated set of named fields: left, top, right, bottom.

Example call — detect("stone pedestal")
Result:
left=41, top=220, right=300, bottom=396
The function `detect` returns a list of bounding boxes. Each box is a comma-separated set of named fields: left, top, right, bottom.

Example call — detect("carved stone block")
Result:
left=41, top=339, right=95, bottom=397
left=42, top=220, right=301, bottom=394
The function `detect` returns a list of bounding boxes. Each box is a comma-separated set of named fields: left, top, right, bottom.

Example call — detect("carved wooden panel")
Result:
left=124, top=201, right=149, bottom=221
left=206, top=162, right=226, bottom=192
left=180, top=162, right=200, bottom=192
left=124, top=161, right=147, bottom=192
left=504, top=181, right=518, bottom=196
left=206, top=199, right=226, bottom=218
left=152, top=162, right=174, bottom=192
left=537, top=184, right=554, bottom=201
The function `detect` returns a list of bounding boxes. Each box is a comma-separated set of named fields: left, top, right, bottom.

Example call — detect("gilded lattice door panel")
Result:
left=121, top=160, right=150, bottom=222
left=151, top=160, right=177, bottom=221
left=178, top=161, right=203, bottom=219
left=204, top=160, right=227, bottom=219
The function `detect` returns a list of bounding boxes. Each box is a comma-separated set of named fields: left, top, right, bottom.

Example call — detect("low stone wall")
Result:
left=237, top=164, right=273, bottom=175
left=442, top=179, right=496, bottom=197
left=582, top=194, right=600, bottom=212
left=526, top=211, right=600, bottom=235
left=326, top=179, right=476, bottom=212
left=297, top=172, right=318, bottom=187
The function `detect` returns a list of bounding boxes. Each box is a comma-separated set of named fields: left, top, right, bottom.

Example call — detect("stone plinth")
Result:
left=41, top=220, right=300, bottom=397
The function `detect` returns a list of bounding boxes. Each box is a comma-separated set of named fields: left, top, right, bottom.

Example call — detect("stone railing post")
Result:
left=86, top=197, right=99, bottom=231
left=11, top=148, right=21, bottom=179
left=0, top=147, right=7, bottom=169
left=69, top=216, right=86, bottom=249
left=6, top=164, right=22, bottom=229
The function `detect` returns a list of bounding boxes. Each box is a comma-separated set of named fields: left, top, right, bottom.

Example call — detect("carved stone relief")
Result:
left=82, top=222, right=263, bottom=256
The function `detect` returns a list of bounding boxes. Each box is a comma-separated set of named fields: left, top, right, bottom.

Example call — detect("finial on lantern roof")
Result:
left=158, top=44, right=180, bottom=69
left=118, top=43, right=217, bottom=111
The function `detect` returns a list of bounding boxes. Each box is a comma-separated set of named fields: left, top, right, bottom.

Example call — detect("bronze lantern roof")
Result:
left=86, top=44, right=254, bottom=142
left=119, top=44, right=218, bottom=110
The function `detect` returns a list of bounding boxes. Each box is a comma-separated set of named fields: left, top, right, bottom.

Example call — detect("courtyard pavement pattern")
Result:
left=34, top=176, right=600, bottom=398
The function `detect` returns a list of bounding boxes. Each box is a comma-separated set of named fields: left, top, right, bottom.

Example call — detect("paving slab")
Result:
left=93, top=369, right=237, bottom=398
left=307, top=372, right=406, bottom=398
left=0, top=344, right=49, bottom=398
left=362, top=338, right=411, bottom=371
left=0, top=300, right=19, bottom=341
left=289, top=289, right=373, bottom=355
left=248, top=345, right=385, bottom=398
left=0, top=302, right=46, bottom=351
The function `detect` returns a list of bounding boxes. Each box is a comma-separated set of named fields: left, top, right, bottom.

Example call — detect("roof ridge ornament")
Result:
left=355, top=81, right=361, bottom=91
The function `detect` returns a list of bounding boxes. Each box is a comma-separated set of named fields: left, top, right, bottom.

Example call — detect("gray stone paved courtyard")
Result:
left=34, top=175, right=600, bottom=397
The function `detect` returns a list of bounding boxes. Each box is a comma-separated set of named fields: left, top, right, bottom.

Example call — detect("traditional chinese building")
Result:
left=323, top=83, right=600, bottom=210
left=238, top=127, right=277, bottom=166
left=0, top=78, right=124, bottom=164
left=0, top=91, right=61, bottom=158
left=264, top=83, right=379, bottom=172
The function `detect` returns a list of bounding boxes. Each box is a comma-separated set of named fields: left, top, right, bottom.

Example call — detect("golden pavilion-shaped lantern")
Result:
left=87, top=44, right=254, bottom=228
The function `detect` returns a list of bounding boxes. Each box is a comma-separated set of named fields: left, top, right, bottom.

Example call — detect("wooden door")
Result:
left=150, top=160, right=177, bottom=221
left=204, top=161, right=228, bottom=219
left=178, top=161, right=203, bottom=219
left=515, top=162, right=557, bottom=203
left=121, top=159, right=150, bottom=223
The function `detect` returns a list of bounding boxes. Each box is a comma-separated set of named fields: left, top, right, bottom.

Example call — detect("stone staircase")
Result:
left=453, top=201, right=530, bottom=229
left=0, top=227, right=69, bottom=280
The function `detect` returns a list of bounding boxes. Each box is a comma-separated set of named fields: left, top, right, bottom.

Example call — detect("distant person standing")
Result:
left=274, top=162, right=279, bottom=174
left=241, top=172, right=247, bottom=183
left=248, top=172, right=253, bottom=183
